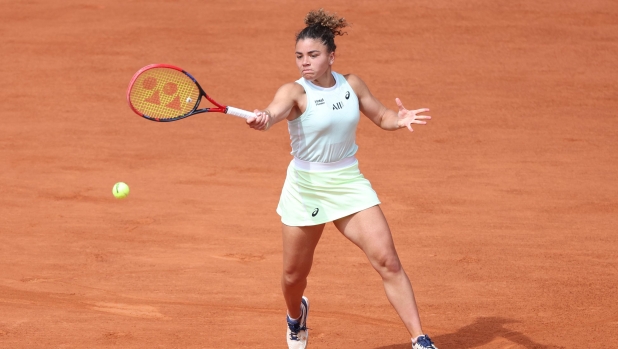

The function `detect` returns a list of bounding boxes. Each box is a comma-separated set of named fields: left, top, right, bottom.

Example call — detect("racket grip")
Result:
left=226, top=106, right=255, bottom=119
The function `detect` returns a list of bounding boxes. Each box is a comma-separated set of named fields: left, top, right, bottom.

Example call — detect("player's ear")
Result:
left=329, top=52, right=335, bottom=65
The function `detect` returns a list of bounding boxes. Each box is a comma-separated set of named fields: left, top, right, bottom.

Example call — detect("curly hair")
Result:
left=296, top=9, right=349, bottom=52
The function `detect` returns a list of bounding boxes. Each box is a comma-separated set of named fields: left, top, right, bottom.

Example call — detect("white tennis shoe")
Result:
left=286, top=296, right=309, bottom=349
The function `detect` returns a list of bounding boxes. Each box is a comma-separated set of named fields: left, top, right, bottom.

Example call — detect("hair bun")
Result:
left=304, top=8, right=348, bottom=36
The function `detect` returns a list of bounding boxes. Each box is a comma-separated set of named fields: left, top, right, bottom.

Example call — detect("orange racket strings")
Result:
left=129, top=67, right=200, bottom=120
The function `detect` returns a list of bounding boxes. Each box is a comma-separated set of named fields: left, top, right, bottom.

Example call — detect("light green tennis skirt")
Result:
left=276, top=157, right=381, bottom=226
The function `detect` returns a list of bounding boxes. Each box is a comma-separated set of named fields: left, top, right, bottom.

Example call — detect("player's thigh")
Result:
left=281, top=223, right=325, bottom=276
left=333, top=205, right=398, bottom=261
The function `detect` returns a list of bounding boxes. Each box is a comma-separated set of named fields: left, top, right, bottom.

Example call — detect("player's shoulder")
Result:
left=342, top=73, right=368, bottom=93
left=342, top=73, right=359, bottom=80
left=278, top=81, right=306, bottom=95
left=277, top=81, right=306, bottom=101
left=342, top=73, right=366, bottom=86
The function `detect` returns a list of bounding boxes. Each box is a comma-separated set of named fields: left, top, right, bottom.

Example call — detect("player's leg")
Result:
left=281, top=223, right=324, bottom=319
left=333, top=205, right=424, bottom=339
left=282, top=223, right=324, bottom=348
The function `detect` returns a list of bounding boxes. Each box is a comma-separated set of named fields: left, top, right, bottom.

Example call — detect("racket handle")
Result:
left=226, top=106, right=255, bottom=119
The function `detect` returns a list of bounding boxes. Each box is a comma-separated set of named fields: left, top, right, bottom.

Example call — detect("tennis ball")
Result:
left=112, top=182, right=130, bottom=199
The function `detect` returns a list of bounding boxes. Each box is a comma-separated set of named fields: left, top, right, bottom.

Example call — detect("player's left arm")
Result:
left=346, top=74, right=431, bottom=132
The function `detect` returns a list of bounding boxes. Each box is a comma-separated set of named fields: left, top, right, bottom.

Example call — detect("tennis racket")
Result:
left=127, top=64, right=255, bottom=122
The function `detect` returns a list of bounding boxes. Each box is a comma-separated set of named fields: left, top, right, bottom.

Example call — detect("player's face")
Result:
left=295, top=39, right=334, bottom=81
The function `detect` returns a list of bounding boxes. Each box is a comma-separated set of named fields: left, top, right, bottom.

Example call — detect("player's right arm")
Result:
left=247, top=82, right=305, bottom=131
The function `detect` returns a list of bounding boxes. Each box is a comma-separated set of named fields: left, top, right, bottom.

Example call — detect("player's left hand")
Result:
left=247, top=109, right=271, bottom=131
left=395, top=98, right=431, bottom=132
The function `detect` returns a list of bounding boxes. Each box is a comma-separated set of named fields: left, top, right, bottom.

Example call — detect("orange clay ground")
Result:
left=1, top=1, right=617, bottom=348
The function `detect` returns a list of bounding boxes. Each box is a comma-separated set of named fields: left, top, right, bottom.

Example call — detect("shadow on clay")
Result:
left=373, top=317, right=555, bottom=349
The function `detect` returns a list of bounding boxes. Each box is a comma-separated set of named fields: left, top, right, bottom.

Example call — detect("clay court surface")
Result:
left=1, top=0, right=617, bottom=348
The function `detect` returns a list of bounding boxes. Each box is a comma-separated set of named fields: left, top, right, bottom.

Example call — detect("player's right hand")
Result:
left=247, top=110, right=271, bottom=131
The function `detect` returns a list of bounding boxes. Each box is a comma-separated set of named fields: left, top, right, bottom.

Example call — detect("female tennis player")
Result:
left=246, top=9, right=437, bottom=349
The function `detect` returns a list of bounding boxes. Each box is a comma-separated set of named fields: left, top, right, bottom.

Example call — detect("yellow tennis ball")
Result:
left=112, top=182, right=130, bottom=199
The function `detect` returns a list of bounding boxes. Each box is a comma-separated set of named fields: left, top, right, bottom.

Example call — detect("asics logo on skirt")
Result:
left=312, top=208, right=319, bottom=217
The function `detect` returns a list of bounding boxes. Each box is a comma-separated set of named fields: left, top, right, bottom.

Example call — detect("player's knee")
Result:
left=282, top=268, right=308, bottom=287
left=374, top=253, right=402, bottom=276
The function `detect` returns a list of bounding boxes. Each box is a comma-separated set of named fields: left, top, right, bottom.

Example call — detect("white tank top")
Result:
left=288, top=72, right=360, bottom=163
